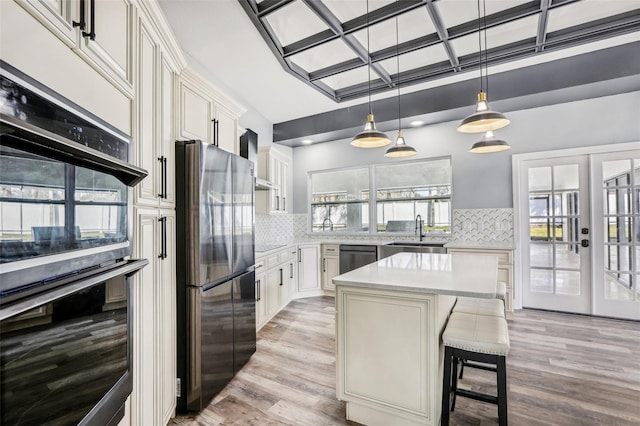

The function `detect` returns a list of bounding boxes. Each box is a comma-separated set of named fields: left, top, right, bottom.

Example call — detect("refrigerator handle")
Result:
left=279, top=268, right=283, bottom=286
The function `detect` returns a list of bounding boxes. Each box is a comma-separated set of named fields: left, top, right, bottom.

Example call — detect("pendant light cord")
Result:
left=483, top=0, right=489, bottom=96
left=366, top=0, right=372, bottom=114
left=476, top=0, right=483, bottom=93
left=396, top=14, right=401, bottom=131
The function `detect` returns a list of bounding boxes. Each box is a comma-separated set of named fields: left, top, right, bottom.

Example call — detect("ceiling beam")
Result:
left=256, top=0, right=295, bottom=18
left=425, top=0, right=460, bottom=71
left=536, top=0, right=552, bottom=52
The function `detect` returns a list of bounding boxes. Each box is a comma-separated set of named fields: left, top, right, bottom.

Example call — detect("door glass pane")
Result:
left=531, top=269, right=553, bottom=293
left=556, top=270, right=580, bottom=295
left=530, top=243, right=552, bottom=268
left=554, top=164, right=579, bottom=190
left=555, top=243, right=580, bottom=269
left=605, top=273, right=634, bottom=300
left=528, top=167, right=551, bottom=191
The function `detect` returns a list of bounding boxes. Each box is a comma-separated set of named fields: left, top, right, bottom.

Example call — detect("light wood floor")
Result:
left=171, top=296, right=640, bottom=426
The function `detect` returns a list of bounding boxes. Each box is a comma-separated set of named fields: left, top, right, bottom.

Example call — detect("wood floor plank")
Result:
left=171, top=296, right=640, bottom=426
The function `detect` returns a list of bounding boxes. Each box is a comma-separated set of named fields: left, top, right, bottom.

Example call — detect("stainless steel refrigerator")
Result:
left=175, top=140, right=256, bottom=413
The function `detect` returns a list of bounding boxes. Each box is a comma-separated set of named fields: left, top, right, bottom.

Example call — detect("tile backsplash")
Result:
left=256, top=208, right=513, bottom=246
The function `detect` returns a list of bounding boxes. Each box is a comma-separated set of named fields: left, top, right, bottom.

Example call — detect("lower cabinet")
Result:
left=298, top=244, right=321, bottom=293
left=132, top=208, right=176, bottom=425
left=321, top=244, right=340, bottom=292
left=255, top=259, right=267, bottom=329
left=447, top=247, right=514, bottom=319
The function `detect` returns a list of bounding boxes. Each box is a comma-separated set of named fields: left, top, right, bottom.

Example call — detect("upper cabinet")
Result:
left=257, top=146, right=291, bottom=214
left=16, top=0, right=135, bottom=96
left=178, top=67, right=245, bottom=155
left=133, top=10, right=182, bottom=208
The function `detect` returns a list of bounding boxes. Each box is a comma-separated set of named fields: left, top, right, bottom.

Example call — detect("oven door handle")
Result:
left=0, top=259, right=149, bottom=321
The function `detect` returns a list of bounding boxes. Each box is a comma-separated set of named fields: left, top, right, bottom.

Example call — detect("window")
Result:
left=310, top=167, right=369, bottom=233
left=309, top=158, right=452, bottom=234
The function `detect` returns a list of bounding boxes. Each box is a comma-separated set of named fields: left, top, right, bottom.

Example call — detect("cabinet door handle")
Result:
left=73, top=0, right=86, bottom=30
left=290, top=263, right=293, bottom=279
left=158, top=216, right=167, bottom=259
left=282, top=197, right=286, bottom=211
left=256, top=279, right=261, bottom=301
left=279, top=268, right=283, bottom=286
left=157, top=156, right=168, bottom=199
left=323, top=258, right=326, bottom=273
left=82, top=0, right=96, bottom=40
left=211, top=119, right=219, bottom=146
left=298, top=248, right=301, bottom=263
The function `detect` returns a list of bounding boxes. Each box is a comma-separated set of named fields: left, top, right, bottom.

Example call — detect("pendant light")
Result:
left=457, top=0, right=510, bottom=134
left=385, top=13, right=416, bottom=158
left=469, top=130, right=510, bottom=153
left=351, top=0, right=391, bottom=148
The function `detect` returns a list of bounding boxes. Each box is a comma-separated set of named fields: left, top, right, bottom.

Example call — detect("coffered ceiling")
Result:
left=158, top=0, right=640, bottom=146
left=239, top=0, right=639, bottom=102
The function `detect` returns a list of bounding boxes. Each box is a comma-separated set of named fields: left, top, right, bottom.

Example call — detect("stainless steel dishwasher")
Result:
left=339, top=245, right=378, bottom=274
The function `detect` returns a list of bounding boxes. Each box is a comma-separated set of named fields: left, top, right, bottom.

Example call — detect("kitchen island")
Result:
left=333, top=252, right=499, bottom=426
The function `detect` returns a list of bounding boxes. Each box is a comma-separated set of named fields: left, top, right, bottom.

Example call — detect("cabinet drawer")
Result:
left=277, top=249, right=290, bottom=264
left=449, top=248, right=512, bottom=265
left=322, top=244, right=339, bottom=255
left=497, top=266, right=512, bottom=284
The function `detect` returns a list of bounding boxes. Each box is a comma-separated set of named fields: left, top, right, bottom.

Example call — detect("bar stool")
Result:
left=452, top=296, right=505, bottom=318
left=441, top=312, right=510, bottom=426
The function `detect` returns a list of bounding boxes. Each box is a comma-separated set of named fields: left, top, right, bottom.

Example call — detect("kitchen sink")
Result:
left=385, top=242, right=445, bottom=247
left=379, top=241, right=446, bottom=259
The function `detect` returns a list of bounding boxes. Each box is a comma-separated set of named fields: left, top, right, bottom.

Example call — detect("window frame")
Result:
left=308, top=156, right=452, bottom=235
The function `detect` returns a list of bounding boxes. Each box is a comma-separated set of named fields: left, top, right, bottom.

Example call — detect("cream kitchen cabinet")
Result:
left=16, top=0, right=135, bottom=96
left=321, top=244, right=340, bottom=292
left=447, top=247, right=514, bottom=319
left=256, top=147, right=291, bottom=214
left=132, top=208, right=176, bottom=426
left=178, top=67, right=244, bottom=154
left=256, top=246, right=293, bottom=330
left=134, top=14, right=179, bottom=208
left=255, top=259, right=267, bottom=329
left=297, top=244, right=321, bottom=294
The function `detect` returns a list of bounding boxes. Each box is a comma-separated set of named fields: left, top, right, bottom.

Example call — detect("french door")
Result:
left=591, top=152, right=640, bottom=320
left=518, top=148, right=640, bottom=320
left=521, top=156, right=591, bottom=314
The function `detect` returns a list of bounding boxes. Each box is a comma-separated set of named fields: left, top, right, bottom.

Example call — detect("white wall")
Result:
left=291, top=91, right=640, bottom=213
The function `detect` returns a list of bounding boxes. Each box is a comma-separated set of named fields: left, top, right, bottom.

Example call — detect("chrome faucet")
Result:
left=415, top=214, right=425, bottom=241
left=322, top=218, right=333, bottom=231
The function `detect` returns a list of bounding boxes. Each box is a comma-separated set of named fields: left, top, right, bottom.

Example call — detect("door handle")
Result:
left=581, top=239, right=589, bottom=248
left=73, top=0, right=86, bottom=30
left=82, top=0, right=96, bottom=40
left=158, top=216, right=167, bottom=259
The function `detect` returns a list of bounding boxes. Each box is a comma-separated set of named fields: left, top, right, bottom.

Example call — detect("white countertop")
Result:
left=332, top=252, right=499, bottom=298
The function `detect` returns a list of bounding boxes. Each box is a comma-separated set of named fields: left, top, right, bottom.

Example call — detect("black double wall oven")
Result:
left=0, top=61, right=148, bottom=425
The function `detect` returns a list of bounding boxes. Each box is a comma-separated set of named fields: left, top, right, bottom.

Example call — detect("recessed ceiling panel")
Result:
left=547, top=0, right=640, bottom=33
left=320, top=65, right=369, bottom=90
left=378, top=44, right=450, bottom=75
left=450, top=14, right=538, bottom=58
left=437, top=0, right=531, bottom=28
left=263, top=1, right=329, bottom=47
left=289, top=38, right=359, bottom=72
